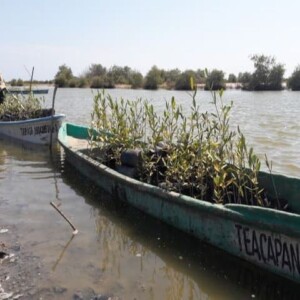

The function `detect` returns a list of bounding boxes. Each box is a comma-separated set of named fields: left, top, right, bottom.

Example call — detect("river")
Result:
left=0, top=88, right=300, bottom=299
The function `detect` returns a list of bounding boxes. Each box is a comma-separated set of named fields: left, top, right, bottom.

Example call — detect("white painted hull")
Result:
left=0, top=114, right=66, bottom=145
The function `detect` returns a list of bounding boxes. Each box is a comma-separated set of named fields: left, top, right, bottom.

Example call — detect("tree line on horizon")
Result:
left=9, top=54, right=300, bottom=91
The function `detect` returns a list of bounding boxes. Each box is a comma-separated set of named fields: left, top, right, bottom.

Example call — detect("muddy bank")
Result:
left=0, top=225, right=121, bottom=300
left=0, top=224, right=45, bottom=299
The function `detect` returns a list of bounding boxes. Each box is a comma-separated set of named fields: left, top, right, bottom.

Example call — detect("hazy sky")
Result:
left=1, top=0, right=300, bottom=80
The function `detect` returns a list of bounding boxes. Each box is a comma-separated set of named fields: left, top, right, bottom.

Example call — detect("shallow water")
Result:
left=1, top=88, right=300, bottom=299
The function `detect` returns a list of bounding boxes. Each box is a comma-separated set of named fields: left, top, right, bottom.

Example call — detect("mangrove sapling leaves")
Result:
left=264, top=154, right=280, bottom=209
left=0, top=93, right=47, bottom=121
left=89, top=90, right=274, bottom=209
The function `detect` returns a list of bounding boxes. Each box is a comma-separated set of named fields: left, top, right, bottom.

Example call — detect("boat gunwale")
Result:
left=0, top=114, right=66, bottom=126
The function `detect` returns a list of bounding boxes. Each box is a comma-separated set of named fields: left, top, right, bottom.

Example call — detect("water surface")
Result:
left=1, top=88, right=300, bottom=299
left=50, top=88, right=300, bottom=177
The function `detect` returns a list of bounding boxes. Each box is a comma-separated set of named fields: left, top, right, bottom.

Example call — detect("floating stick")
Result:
left=50, top=201, right=78, bottom=235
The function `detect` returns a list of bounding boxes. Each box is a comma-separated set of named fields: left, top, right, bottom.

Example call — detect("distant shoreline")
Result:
left=6, top=82, right=290, bottom=91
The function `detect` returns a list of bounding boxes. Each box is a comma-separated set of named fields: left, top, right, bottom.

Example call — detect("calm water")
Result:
left=1, top=88, right=300, bottom=299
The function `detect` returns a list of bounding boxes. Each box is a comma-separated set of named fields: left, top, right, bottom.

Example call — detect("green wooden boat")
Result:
left=58, top=122, right=300, bottom=283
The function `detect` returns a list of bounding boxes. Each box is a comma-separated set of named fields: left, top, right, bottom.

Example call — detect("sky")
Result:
left=1, top=0, right=300, bottom=81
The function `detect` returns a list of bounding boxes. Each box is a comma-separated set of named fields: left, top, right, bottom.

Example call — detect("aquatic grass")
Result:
left=90, top=88, right=267, bottom=208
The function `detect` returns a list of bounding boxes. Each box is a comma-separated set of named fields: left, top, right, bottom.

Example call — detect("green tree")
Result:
left=77, top=77, right=89, bottom=88
left=205, top=69, right=226, bottom=90
left=164, top=68, right=181, bottom=89
left=68, top=78, right=79, bottom=88
left=54, top=64, right=74, bottom=87
left=85, top=64, right=114, bottom=88
left=107, top=65, right=129, bottom=84
left=129, top=71, right=143, bottom=89
left=228, top=73, right=237, bottom=83
left=10, top=79, right=16, bottom=86
left=268, top=65, right=285, bottom=90
left=144, top=66, right=163, bottom=90
left=90, top=75, right=114, bottom=89
left=288, top=66, right=300, bottom=91
left=175, top=70, right=196, bottom=90
left=195, top=69, right=206, bottom=84
left=249, top=54, right=285, bottom=90
left=238, top=72, right=252, bottom=90
left=10, top=78, right=24, bottom=86
left=86, top=64, right=107, bottom=78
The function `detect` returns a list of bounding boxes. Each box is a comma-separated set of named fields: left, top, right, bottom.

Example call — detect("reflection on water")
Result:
left=1, top=89, right=300, bottom=299
left=60, top=160, right=300, bottom=300
left=52, top=234, right=75, bottom=272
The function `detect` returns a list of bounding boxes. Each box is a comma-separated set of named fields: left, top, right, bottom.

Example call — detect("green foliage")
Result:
left=174, top=70, right=196, bottom=90
left=242, top=55, right=285, bottom=90
left=129, top=71, right=143, bottom=89
left=0, top=93, right=46, bottom=121
left=84, top=64, right=113, bottom=88
left=251, top=54, right=273, bottom=85
left=77, top=77, right=89, bottom=88
left=288, top=66, right=300, bottom=90
left=10, top=79, right=17, bottom=86
left=144, top=66, right=164, bottom=90
left=54, top=64, right=74, bottom=87
left=90, top=76, right=114, bottom=89
left=238, top=72, right=252, bottom=85
left=54, top=76, right=68, bottom=87
left=86, top=64, right=107, bottom=78
left=107, top=65, right=130, bottom=84
left=268, top=65, right=285, bottom=90
left=204, top=69, right=226, bottom=90
left=163, top=69, right=181, bottom=89
left=10, top=78, right=24, bottom=86
left=90, top=90, right=269, bottom=208
left=227, top=73, right=237, bottom=83
left=68, top=78, right=79, bottom=88
left=49, top=56, right=287, bottom=91
left=90, top=91, right=146, bottom=164
left=195, top=69, right=206, bottom=84
left=83, top=64, right=143, bottom=89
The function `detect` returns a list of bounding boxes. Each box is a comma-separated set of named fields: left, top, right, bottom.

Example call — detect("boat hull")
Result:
left=8, top=89, right=49, bottom=95
left=0, top=114, right=65, bottom=145
left=58, top=122, right=300, bottom=283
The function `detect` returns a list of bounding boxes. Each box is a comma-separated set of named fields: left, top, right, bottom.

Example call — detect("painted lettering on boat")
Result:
left=20, top=124, right=58, bottom=136
left=235, top=224, right=300, bottom=276
left=20, top=126, right=33, bottom=136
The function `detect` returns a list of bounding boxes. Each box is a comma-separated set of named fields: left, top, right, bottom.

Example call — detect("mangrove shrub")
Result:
left=89, top=90, right=271, bottom=208
left=204, top=69, right=226, bottom=90
left=288, top=66, right=300, bottom=91
left=241, top=55, right=285, bottom=90
left=144, top=66, right=164, bottom=90
left=54, top=64, right=74, bottom=87
left=0, top=93, right=48, bottom=121
left=174, top=70, right=196, bottom=90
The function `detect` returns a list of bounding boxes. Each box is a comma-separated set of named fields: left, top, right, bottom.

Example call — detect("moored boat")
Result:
left=58, top=122, right=300, bottom=283
left=8, top=88, right=49, bottom=95
left=0, top=114, right=65, bottom=145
